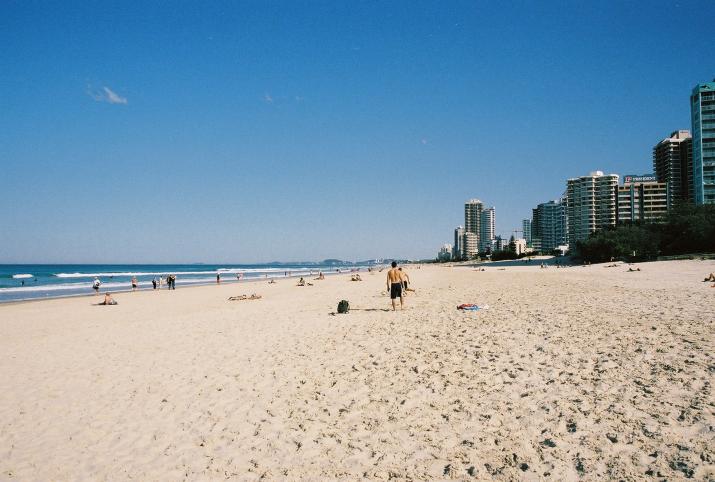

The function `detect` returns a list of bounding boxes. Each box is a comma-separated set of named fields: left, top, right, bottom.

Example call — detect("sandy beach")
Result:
left=0, top=260, right=713, bottom=480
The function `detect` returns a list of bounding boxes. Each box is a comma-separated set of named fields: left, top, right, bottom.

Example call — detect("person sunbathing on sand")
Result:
left=268, top=279, right=277, bottom=284
left=228, top=294, right=262, bottom=301
left=704, top=273, right=715, bottom=282
left=231, top=294, right=261, bottom=301
left=297, top=277, right=306, bottom=286
left=628, top=267, right=641, bottom=272
left=97, top=293, right=117, bottom=305
left=314, top=272, right=325, bottom=280
left=351, top=274, right=362, bottom=281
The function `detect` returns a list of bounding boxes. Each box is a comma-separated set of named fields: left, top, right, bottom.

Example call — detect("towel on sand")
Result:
left=457, top=304, right=489, bottom=311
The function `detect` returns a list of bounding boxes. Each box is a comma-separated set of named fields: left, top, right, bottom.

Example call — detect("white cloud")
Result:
left=421, top=138, right=428, bottom=145
left=87, top=85, right=127, bottom=105
left=263, top=93, right=274, bottom=104
left=103, top=87, right=127, bottom=104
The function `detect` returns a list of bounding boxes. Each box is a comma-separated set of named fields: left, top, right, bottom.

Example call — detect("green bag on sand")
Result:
left=337, top=300, right=350, bottom=314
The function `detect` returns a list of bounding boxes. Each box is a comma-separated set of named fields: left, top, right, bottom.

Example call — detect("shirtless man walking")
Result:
left=386, top=261, right=404, bottom=311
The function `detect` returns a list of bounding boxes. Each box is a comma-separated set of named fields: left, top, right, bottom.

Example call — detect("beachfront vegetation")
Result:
left=576, top=204, right=715, bottom=262
left=490, top=250, right=518, bottom=261
left=491, top=250, right=532, bottom=261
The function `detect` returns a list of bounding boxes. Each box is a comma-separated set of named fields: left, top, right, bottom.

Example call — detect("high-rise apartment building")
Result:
left=453, top=226, right=465, bottom=260
left=531, top=207, right=541, bottom=250
left=464, top=199, right=483, bottom=254
left=617, top=174, right=668, bottom=223
left=512, top=238, right=527, bottom=256
left=480, top=207, right=495, bottom=252
left=463, top=232, right=479, bottom=259
left=653, top=130, right=693, bottom=206
left=437, top=244, right=453, bottom=261
left=691, top=80, right=715, bottom=204
left=532, top=200, right=567, bottom=252
left=522, top=219, right=532, bottom=246
left=492, top=236, right=509, bottom=252
left=566, top=171, right=619, bottom=244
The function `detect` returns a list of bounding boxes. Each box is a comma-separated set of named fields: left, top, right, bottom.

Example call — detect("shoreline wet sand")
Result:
left=1, top=260, right=713, bottom=480
left=0, top=268, right=355, bottom=305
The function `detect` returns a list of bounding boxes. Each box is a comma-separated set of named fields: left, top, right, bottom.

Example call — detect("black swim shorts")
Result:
left=390, top=282, right=403, bottom=299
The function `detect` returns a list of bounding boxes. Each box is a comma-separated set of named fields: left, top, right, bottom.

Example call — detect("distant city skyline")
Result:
left=1, top=2, right=713, bottom=263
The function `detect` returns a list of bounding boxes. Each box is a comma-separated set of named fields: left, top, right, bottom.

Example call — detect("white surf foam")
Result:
left=12, top=274, right=34, bottom=279
left=53, top=267, right=351, bottom=278
left=0, top=282, right=97, bottom=293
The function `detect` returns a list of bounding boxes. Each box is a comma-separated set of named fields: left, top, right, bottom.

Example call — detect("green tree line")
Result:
left=576, top=204, right=715, bottom=262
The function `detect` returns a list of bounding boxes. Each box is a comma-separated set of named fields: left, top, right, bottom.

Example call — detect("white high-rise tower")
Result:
left=480, top=207, right=495, bottom=252
left=566, top=171, right=618, bottom=244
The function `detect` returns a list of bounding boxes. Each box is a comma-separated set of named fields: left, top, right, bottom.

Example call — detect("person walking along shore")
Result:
left=386, top=261, right=404, bottom=311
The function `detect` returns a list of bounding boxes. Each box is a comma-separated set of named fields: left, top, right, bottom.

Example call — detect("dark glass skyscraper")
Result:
left=653, top=130, right=692, bottom=206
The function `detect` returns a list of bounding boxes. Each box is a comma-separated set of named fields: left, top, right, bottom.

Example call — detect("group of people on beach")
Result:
left=92, top=274, right=176, bottom=296
left=93, top=267, right=380, bottom=295
left=92, top=264, right=417, bottom=309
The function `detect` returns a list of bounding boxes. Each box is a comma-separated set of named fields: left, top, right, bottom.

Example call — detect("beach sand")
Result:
left=0, top=260, right=713, bottom=480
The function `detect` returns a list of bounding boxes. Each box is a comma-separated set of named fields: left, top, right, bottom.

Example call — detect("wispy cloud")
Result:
left=421, top=138, right=428, bottom=145
left=87, top=85, right=128, bottom=105
left=262, top=93, right=306, bottom=105
left=103, top=87, right=127, bottom=104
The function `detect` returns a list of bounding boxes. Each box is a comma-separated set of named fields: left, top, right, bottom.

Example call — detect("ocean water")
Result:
left=0, top=263, right=371, bottom=303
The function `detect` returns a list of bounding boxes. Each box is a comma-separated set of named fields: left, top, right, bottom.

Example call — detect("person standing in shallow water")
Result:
left=386, top=261, right=404, bottom=311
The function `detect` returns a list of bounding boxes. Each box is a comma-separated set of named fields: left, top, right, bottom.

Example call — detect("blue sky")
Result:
left=1, top=1, right=712, bottom=263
